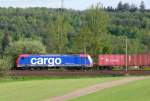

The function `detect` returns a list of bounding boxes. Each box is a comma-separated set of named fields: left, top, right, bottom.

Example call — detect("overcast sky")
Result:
left=0, top=0, right=149, bottom=10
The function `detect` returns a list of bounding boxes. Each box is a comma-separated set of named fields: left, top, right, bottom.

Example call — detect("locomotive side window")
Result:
left=21, top=57, right=25, bottom=60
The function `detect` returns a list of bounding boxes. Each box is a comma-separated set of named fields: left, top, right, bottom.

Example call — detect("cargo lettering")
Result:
left=31, top=58, right=61, bottom=66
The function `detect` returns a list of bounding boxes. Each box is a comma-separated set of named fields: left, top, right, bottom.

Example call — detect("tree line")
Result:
left=106, top=1, right=147, bottom=12
left=0, top=2, right=149, bottom=70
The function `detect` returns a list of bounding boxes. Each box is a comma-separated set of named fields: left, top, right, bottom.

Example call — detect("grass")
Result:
left=0, top=76, right=121, bottom=101
left=70, top=77, right=150, bottom=101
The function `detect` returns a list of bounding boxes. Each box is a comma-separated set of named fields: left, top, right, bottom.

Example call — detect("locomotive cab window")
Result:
left=21, top=57, right=25, bottom=60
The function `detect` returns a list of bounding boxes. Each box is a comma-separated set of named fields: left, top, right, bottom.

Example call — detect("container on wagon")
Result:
left=127, top=54, right=150, bottom=66
left=98, top=54, right=125, bottom=66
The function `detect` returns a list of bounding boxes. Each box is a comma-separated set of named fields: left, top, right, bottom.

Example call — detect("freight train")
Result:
left=16, top=54, right=150, bottom=70
left=16, top=54, right=93, bottom=69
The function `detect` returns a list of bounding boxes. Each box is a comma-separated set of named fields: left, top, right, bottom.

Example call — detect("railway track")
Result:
left=6, top=70, right=150, bottom=76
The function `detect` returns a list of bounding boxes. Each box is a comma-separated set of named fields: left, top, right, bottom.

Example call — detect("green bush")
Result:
left=0, top=56, right=13, bottom=71
left=5, top=38, right=46, bottom=57
left=1, top=38, right=47, bottom=69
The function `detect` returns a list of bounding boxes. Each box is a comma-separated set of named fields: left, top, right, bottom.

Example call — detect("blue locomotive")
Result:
left=16, top=54, right=93, bottom=69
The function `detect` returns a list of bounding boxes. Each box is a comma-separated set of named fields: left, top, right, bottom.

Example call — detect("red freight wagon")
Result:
left=98, top=54, right=125, bottom=66
left=127, top=54, right=150, bottom=66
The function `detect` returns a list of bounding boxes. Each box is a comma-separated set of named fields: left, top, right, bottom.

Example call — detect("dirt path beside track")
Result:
left=43, top=76, right=150, bottom=101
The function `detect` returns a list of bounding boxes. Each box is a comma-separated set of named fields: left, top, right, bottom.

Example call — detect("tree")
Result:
left=130, top=4, right=138, bottom=12
left=140, top=1, right=145, bottom=12
left=5, top=38, right=46, bottom=57
left=0, top=56, right=13, bottom=70
left=73, top=3, right=110, bottom=55
left=72, top=23, right=93, bottom=53
left=0, top=7, right=149, bottom=58
left=107, top=6, right=114, bottom=12
left=1, top=32, right=10, bottom=53
left=140, top=31, right=150, bottom=53
left=127, top=38, right=148, bottom=54
left=117, top=1, right=124, bottom=11
left=123, top=3, right=130, bottom=11
left=2, top=38, right=46, bottom=68
left=46, top=15, right=73, bottom=53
